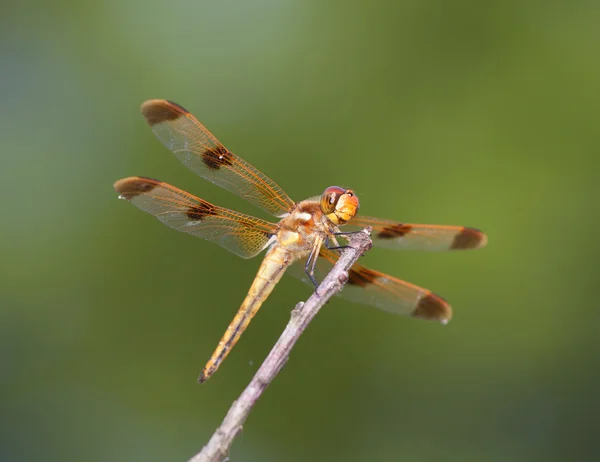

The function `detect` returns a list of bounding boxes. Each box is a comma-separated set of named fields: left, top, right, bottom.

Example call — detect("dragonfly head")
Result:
left=320, top=186, right=360, bottom=225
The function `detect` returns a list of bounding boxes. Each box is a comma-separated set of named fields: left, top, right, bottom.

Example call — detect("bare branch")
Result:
left=187, top=228, right=373, bottom=462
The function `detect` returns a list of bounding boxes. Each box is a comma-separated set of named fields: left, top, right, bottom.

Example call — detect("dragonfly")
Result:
left=114, top=99, right=488, bottom=382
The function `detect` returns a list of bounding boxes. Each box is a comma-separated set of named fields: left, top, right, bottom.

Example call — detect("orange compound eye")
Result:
left=320, top=186, right=346, bottom=214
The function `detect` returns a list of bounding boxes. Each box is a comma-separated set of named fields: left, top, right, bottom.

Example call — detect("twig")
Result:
left=187, top=227, right=373, bottom=462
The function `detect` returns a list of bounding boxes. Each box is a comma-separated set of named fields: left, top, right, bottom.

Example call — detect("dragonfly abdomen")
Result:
left=198, top=246, right=294, bottom=382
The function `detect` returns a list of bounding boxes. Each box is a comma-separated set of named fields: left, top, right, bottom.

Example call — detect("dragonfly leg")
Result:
left=325, top=234, right=349, bottom=251
left=304, top=240, right=322, bottom=289
left=333, top=230, right=363, bottom=237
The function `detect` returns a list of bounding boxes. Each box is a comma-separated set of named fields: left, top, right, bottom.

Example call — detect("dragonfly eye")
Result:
left=320, top=186, right=345, bottom=214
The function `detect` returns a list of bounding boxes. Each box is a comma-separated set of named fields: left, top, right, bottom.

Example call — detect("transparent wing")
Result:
left=140, top=99, right=295, bottom=217
left=344, top=216, right=487, bottom=251
left=288, top=248, right=452, bottom=323
left=114, top=177, right=277, bottom=259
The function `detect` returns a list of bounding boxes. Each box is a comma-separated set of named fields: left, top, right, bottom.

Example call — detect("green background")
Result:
left=2, top=1, right=599, bottom=461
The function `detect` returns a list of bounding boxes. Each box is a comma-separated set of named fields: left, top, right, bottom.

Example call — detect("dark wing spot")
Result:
left=202, top=145, right=234, bottom=170
left=114, top=177, right=160, bottom=200
left=412, top=292, right=452, bottom=323
left=377, top=223, right=413, bottom=239
left=141, top=100, right=189, bottom=126
left=347, top=267, right=378, bottom=287
left=185, top=201, right=217, bottom=221
left=451, top=227, right=486, bottom=250
left=165, top=100, right=189, bottom=113
left=137, top=176, right=161, bottom=182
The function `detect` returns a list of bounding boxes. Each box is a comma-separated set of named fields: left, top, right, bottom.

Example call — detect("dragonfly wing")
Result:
left=114, top=176, right=277, bottom=259
left=344, top=216, right=487, bottom=252
left=288, top=248, right=452, bottom=323
left=141, top=99, right=295, bottom=217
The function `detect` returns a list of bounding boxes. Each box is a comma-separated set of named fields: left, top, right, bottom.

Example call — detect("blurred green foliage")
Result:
left=2, top=1, right=599, bottom=461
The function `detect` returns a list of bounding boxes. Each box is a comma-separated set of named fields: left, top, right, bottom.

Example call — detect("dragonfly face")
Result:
left=114, top=99, right=488, bottom=382
left=319, top=186, right=359, bottom=225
